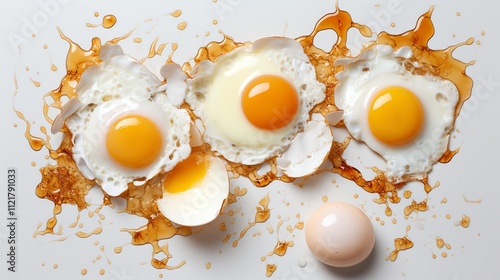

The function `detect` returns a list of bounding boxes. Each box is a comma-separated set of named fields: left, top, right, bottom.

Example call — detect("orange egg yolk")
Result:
left=163, top=153, right=208, bottom=194
left=368, top=86, right=424, bottom=146
left=106, top=115, right=163, bottom=169
left=241, top=75, right=299, bottom=130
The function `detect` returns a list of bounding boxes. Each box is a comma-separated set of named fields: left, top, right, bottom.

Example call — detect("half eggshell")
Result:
left=277, top=120, right=333, bottom=178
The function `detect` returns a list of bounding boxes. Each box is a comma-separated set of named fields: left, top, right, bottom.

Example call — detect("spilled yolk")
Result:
left=368, top=86, right=424, bottom=146
left=241, top=75, right=299, bottom=130
left=163, top=153, right=208, bottom=194
left=106, top=115, right=163, bottom=168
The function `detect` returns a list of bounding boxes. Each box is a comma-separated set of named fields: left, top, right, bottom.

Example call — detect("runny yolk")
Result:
left=106, top=115, right=163, bottom=169
left=368, top=86, right=424, bottom=146
left=163, top=153, right=208, bottom=194
left=241, top=75, right=299, bottom=130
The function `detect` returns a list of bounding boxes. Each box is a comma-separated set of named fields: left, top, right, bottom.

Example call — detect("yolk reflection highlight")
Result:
left=241, top=75, right=299, bottom=130
left=368, top=86, right=424, bottom=146
left=106, top=115, right=163, bottom=168
left=163, top=153, right=208, bottom=194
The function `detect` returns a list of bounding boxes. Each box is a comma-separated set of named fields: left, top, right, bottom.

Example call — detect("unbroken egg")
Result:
left=305, top=202, right=375, bottom=267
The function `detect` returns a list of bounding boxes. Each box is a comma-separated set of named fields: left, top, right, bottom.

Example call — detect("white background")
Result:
left=1, top=0, right=499, bottom=279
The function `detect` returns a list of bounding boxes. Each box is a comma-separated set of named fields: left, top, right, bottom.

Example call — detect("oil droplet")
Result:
left=322, top=196, right=328, bottom=202
left=391, top=22, right=396, bottom=27
left=212, top=19, right=218, bottom=25
left=205, top=262, right=211, bottom=269
left=436, top=236, right=445, bottom=249
left=177, top=22, right=187, bottom=30
left=114, top=247, right=122, bottom=254
left=266, top=264, right=277, bottom=277
left=170, top=10, right=182, bottom=17
left=30, top=77, right=41, bottom=87
left=460, top=215, right=470, bottom=228
left=102, top=15, right=117, bottom=29
left=403, top=190, right=412, bottom=199
left=446, top=214, right=451, bottom=219
left=53, top=264, right=58, bottom=269
left=81, top=268, right=87, bottom=275
left=133, top=37, right=142, bottom=43
left=440, top=198, right=447, bottom=204
left=94, top=12, right=99, bottom=17
left=441, top=252, right=448, bottom=258
left=76, top=227, right=103, bottom=238
left=99, top=269, right=105, bottom=275
left=31, top=161, right=36, bottom=167
left=51, top=64, right=58, bottom=71
left=219, top=222, right=227, bottom=231
left=385, top=206, right=392, bottom=216
left=481, top=31, right=486, bottom=36
left=353, top=194, right=359, bottom=198
left=456, top=12, right=461, bottom=16
left=159, top=274, right=163, bottom=278
left=43, top=44, right=48, bottom=49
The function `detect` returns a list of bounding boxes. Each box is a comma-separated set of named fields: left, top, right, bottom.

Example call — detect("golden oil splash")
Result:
left=232, top=193, right=271, bottom=248
left=388, top=225, right=414, bottom=261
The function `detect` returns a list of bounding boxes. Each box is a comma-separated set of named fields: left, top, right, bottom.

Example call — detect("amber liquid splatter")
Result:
left=232, top=193, right=271, bottom=247
left=389, top=226, right=414, bottom=261
left=266, top=264, right=277, bottom=277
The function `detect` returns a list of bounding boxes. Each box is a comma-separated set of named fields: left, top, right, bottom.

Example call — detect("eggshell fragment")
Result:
left=160, top=63, right=188, bottom=107
left=277, top=120, right=333, bottom=178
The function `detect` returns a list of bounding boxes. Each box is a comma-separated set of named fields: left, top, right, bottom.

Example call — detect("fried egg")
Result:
left=156, top=152, right=229, bottom=227
left=62, top=45, right=191, bottom=196
left=334, top=45, right=459, bottom=182
left=186, top=37, right=326, bottom=165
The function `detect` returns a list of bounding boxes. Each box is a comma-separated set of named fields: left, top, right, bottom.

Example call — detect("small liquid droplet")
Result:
left=99, top=269, right=105, bottom=275
left=30, top=77, right=41, bottom=87
left=170, top=10, right=182, bottom=17
left=205, top=262, right=211, bottom=269
left=81, top=269, right=87, bottom=275
left=133, top=38, right=142, bottom=43
left=297, top=258, right=307, bottom=268
left=94, top=12, right=99, bottom=17
left=177, top=22, right=187, bottom=30
left=102, top=15, right=117, bottom=29
left=212, top=19, right=218, bottom=25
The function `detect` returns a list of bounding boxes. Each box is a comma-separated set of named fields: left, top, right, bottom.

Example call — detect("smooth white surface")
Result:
left=1, top=0, right=499, bottom=279
left=305, top=202, right=375, bottom=267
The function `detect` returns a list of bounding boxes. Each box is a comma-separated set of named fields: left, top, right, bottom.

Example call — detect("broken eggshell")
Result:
left=277, top=120, right=334, bottom=178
